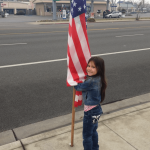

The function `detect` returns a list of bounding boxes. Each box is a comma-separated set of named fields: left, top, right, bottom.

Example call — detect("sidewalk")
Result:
left=0, top=93, right=150, bottom=150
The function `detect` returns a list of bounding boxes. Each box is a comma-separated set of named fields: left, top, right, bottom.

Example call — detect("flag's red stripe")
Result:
left=71, top=18, right=87, bottom=75
left=68, top=20, right=72, bottom=37
left=80, top=13, right=91, bottom=54
left=74, top=101, right=78, bottom=107
left=66, top=81, right=70, bottom=86
left=67, top=46, right=80, bottom=83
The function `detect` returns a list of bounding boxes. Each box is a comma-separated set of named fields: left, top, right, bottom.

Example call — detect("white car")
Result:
left=106, top=11, right=122, bottom=18
left=5, top=12, right=9, bottom=17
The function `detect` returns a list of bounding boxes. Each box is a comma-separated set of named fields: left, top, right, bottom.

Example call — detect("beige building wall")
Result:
left=1, top=1, right=34, bottom=14
left=34, top=0, right=106, bottom=16
left=94, top=4, right=106, bottom=15
left=36, top=3, right=44, bottom=16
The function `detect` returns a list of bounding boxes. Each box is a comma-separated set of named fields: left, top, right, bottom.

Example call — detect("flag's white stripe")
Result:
left=69, top=13, right=72, bottom=27
left=75, top=95, right=79, bottom=102
left=67, top=51, right=69, bottom=66
left=74, top=15, right=91, bottom=63
left=78, top=95, right=83, bottom=101
left=67, top=68, right=77, bottom=86
left=67, top=68, right=73, bottom=85
left=68, top=81, right=78, bottom=86
left=68, top=35, right=85, bottom=79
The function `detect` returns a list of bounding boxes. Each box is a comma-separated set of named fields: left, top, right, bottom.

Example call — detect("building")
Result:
left=117, top=1, right=136, bottom=12
left=34, top=0, right=107, bottom=16
left=0, top=0, right=35, bottom=14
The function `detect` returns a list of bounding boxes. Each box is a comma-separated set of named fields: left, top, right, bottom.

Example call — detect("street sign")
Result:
left=53, top=0, right=59, bottom=1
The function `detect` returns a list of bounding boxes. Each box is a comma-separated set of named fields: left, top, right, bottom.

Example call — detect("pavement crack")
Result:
left=101, top=122, right=138, bottom=150
left=12, top=129, right=26, bottom=150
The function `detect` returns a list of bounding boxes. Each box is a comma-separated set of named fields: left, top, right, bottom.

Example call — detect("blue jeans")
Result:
left=83, top=105, right=102, bottom=150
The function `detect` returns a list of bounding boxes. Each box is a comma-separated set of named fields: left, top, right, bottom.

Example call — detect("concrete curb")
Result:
left=0, top=141, right=23, bottom=150
left=0, top=131, right=16, bottom=146
left=28, top=18, right=150, bottom=25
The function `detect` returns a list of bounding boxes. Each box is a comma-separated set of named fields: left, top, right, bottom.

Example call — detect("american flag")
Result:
left=67, top=0, right=91, bottom=107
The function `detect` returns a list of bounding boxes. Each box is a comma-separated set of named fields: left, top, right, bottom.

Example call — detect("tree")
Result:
left=136, top=1, right=142, bottom=20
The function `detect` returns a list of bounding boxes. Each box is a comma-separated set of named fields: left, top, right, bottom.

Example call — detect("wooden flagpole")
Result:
left=71, top=87, right=76, bottom=147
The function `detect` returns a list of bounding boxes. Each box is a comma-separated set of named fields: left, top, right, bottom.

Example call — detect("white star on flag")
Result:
left=73, top=2, right=77, bottom=7
left=71, top=8, right=73, bottom=13
left=78, top=7, right=82, bottom=11
left=84, top=4, right=86, bottom=9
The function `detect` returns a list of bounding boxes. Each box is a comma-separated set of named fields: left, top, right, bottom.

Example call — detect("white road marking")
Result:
left=116, top=34, right=144, bottom=37
left=0, top=47, right=150, bottom=69
left=92, top=47, right=150, bottom=57
left=0, top=58, right=67, bottom=69
left=0, top=43, right=27, bottom=46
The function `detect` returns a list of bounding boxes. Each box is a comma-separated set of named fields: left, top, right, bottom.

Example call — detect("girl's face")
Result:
left=86, top=61, right=97, bottom=76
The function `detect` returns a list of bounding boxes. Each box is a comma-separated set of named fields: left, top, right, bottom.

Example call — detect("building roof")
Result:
left=33, top=0, right=106, bottom=4
left=117, top=1, right=135, bottom=8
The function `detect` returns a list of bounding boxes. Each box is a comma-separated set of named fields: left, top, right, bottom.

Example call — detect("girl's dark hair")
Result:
left=88, top=56, right=107, bottom=103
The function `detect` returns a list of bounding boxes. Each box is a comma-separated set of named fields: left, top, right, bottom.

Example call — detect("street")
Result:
left=0, top=19, right=150, bottom=132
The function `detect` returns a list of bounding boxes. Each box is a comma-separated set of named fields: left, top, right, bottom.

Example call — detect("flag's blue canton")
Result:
left=71, top=0, right=86, bottom=18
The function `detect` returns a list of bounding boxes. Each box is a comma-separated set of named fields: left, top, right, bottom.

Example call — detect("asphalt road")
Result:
left=0, top=19, right=150, bottom=132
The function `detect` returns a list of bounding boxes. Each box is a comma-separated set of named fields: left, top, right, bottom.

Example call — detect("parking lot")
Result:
left=0, top=12, right=150, bottom=23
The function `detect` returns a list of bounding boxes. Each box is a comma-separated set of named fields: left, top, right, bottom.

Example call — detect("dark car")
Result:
left=103, top=10, right=111, bottom=18
left=0, top=11, right=5, bottom=18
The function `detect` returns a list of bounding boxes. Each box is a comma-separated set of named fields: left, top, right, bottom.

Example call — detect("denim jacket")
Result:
left=74, top=76, right=102, bottom=106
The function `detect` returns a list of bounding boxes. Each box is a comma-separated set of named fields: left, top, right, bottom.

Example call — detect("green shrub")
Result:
left=87, top=18, right=95, bottom=22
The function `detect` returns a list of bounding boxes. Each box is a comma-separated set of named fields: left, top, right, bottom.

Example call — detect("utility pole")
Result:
left=106, top=0, right=109, bottom=10
left=112, top=0, right=114, bottom=11
left=0, top=2, right=2, bottom=12
left=52, top=0, right=57, bottom=20
left=91, top=0, right=94, bottom=12
left=127, top=1, right=128, bottom=14
left=70, top=0, right=71, bottom=12
left=143, top=0, right=145, bottom=12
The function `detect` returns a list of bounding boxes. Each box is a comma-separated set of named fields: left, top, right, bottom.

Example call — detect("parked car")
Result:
left=1, top=11, right=5, bottom=18
left=5, top=12, right=9, bottom=17
left=16, top=10, right=25, bottom=15
left=106, top=11, right=122, bottom=18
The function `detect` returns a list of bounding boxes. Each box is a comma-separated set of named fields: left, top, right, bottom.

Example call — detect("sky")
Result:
left=115, top=0, right=150, bottom=4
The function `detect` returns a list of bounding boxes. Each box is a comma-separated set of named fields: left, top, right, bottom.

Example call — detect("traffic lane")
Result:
left=88, top=21, right=150, bottom=29
left=105, top=50, right=150, bottom=103
left=0, top=23, right=69, bottom=34
left=0, top=21, right=149, bottom=37
left=0, top=60, right=73, bottom=132
left=88, top=27, right=150, bottom=55
left=0, top=20, right=150, bottom=35
left=0, top=50, right=150, bottom=132
left=0, top=25, right=150, bottom=66
left=0, top=32, right=68, bottom=66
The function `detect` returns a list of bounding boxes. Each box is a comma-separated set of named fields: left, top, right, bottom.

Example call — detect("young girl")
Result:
left=74, top=56, right=107, bottom=150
